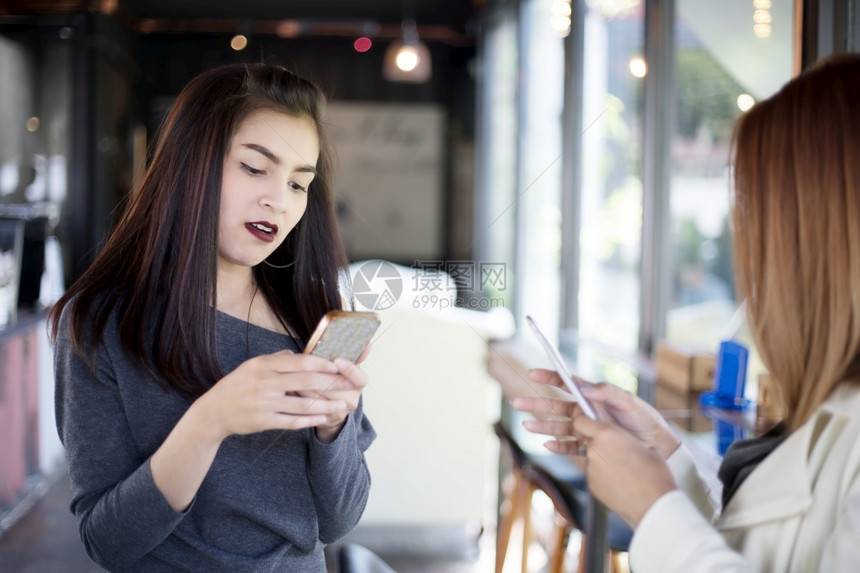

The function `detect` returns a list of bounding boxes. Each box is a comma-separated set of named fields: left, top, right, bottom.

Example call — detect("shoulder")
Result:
left=799, top=385, right=860, bottom=483
left=820, top=383, right=860, bottom=419
left=812, top=385, right=860, bottom=456
left=742, top=386, right=860, bottom=493
left=800, top=385, right=860, bottom=451
left=53, top=292, right=126, bottom=356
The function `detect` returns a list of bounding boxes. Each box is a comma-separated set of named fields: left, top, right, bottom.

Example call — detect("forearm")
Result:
left=630, top=491, right=748, bottom=572
left=315, top=414, right=347, bottom=443
left=665, top=444, right=719, bottom=521
left=71, top=458, right=187, bottom=568
left=309, top=411, right=375, bottom=542
left=150, top=400, right=224, bottom=512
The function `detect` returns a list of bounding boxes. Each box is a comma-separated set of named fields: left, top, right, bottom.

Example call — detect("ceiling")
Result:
left=122, top=0, right=478, bottom=29
left=0, top=0, right=479, bottom=45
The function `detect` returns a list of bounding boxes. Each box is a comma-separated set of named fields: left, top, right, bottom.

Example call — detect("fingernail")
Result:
left=334, top=358, right=351, bottom=370
left=581, top=385, right=596, bottom=395
left=337, top=401, right=348, bottom=411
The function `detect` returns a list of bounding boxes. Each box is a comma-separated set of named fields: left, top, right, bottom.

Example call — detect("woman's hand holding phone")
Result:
left=155, top=351, right=357, bottom=511
left=193, top=351, right=355, bottom=442
left=574, top=380, right=682, bottom=459
left=302, top=355, right=370, bottom=443
left=512, top=370, right=681, bottom=525
left=566, top=411, right=678, bottom=526
left=298, top=311, right=377, bottom=442
left=512, top=369, right=681, bottom=460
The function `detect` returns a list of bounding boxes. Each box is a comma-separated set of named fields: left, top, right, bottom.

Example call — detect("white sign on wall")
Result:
left=327, top=102, right=444, bottom=262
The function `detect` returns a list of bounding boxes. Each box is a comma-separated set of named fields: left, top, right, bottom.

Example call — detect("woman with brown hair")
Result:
left=514, top=53, right=860, bottom=570
left=50, top=63, right=375, bottom=571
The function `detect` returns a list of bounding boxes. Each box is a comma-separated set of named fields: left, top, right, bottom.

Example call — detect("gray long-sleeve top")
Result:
left=54, top=307, right=376, bottom=572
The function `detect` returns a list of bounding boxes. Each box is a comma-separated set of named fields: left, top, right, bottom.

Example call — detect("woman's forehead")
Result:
left=230, top=110, right=320, bottom=165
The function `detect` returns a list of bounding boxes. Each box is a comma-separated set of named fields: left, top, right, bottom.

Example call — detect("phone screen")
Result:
left=526, top=315, right=598, bottom=420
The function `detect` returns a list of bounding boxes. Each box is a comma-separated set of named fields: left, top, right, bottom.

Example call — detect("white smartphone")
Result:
left=303, top=310, right=381, bottom=363
left=526, top=315, right=598, bottom=420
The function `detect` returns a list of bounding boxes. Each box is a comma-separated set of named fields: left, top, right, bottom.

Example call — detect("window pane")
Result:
left=667, top=1, right=794, bottom=349
left=516, top=0, right=565, bottom=339
left=479, top=11, right=519, bottom=309
left=577, top=0, right=644, bottom=353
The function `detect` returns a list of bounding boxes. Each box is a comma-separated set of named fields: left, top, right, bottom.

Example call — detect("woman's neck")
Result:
left=216, top=265, right=255, bottom=316
left=216, top=265, right=289, bottom=335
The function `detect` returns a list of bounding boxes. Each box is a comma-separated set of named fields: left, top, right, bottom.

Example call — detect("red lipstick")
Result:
left=245, top=221, right=278, bottom=243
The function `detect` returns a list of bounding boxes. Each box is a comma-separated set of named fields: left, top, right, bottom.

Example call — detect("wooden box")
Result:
left=654, top=385, right=712, bottom=433
left=655, top=341, right=716, bottom=394
left=756, top=373, right=785, bottom=424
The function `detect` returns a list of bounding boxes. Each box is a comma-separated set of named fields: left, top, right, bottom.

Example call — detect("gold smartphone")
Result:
left=303, top=310, right=381, bottom=362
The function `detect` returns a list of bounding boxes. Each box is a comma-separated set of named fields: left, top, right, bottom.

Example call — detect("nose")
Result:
left=260, top=180, right=288, bottom=214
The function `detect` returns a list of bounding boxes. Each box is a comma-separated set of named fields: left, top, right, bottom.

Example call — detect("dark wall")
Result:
left=3, top=13, right=477, bottom=285
left=136, top=34, right=472, bottom=106
left=1, top=13, right=148, bottom=286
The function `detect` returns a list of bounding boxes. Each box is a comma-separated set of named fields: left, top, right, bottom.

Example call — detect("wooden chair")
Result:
left=524, top=463, right=632, bottom=573
left=494, top=421, right=632, bottom=573
left=494, top=422, right=589, bottom=573
left=494, top=421, right=536, bottom=573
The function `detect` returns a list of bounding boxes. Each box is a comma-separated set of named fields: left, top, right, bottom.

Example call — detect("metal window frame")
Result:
left=801, top=0, right=859, bottom=69
left=638, top=0, right=675, bottom=357
left=559, top=0, right=585, bottom=333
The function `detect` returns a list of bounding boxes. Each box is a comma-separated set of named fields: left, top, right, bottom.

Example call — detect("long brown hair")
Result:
left=731, top=54, right=860, bottom=430
left=49, top=63, right=348, bottom=396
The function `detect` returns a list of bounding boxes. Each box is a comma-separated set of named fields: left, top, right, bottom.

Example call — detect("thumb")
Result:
left=582, top=382, right=633, bottom=410
left=572, top=411, right=604, bottom=440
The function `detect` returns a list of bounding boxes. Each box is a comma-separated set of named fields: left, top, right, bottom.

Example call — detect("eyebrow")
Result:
left=241, top=143, right=318, bottom=175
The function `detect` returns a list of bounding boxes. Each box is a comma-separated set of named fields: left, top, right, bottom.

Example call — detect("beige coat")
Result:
left=630, top=384, right=860, bottom=572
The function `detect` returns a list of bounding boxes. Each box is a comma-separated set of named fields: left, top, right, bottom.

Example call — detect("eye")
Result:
left=289, top=181, right=308, bottom=193
left=241, top=162, right=265, bottom=176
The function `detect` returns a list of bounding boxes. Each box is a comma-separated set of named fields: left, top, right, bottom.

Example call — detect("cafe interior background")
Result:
left=0, top=0, right=857, bottom=571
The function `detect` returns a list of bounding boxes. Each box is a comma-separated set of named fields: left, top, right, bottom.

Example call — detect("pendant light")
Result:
left=382, top=18, right=432, bottom=83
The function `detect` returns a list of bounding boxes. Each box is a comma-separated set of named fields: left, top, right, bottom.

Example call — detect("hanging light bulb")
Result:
left=395, top=45, right=420, bottom=71
left=752, top=0, right=772, bottom=38
left=383, top=19, right=432, bottom=83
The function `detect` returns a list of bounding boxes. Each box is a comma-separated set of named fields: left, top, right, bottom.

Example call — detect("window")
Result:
left=576, top=0, right=644, bottom=354
left=477, top=8, right=519, bottom=310
left=515, top=0, right=565, bottom=338
left=666, top=1, right=795, bottom=349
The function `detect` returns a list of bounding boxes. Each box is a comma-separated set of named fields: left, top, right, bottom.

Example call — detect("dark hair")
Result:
left=49, top=63, right=348, bottom=396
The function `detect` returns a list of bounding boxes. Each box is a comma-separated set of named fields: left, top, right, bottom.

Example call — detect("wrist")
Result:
left=633, top=484, right=677, bottom=527
left=315, top=414, right=348, bottom=444
left=188, top=396, right=229, bottom=446
left=655, top=431, right=682, bottom=460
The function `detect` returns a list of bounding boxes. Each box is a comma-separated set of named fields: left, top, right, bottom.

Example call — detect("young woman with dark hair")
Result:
left=50, top=63, right=375, bottom=571
left=514, top=53, right=860, bottom=571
